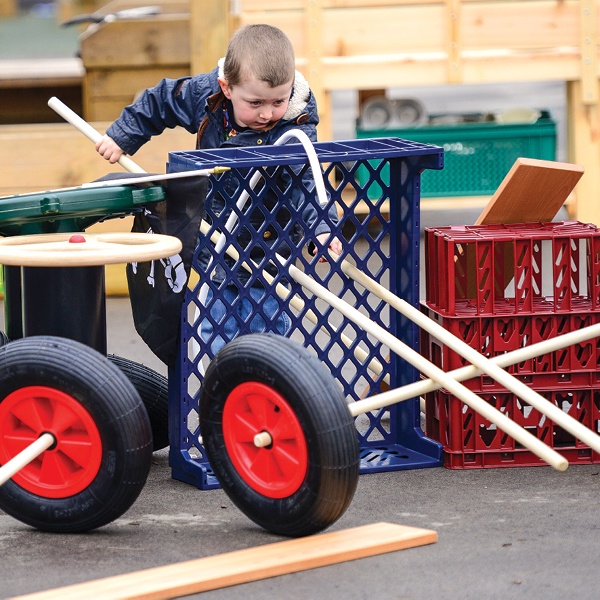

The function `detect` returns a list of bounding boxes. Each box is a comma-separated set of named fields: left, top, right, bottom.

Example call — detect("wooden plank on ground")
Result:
left=10, top=522, right=437, bottom=600
left=475, top=158, right=584, bottom=225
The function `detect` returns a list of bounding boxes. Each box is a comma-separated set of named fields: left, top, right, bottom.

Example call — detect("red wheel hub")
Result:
left=223, top=382, right=308, bottom=498
left=0, top=386, right=102, bottom=498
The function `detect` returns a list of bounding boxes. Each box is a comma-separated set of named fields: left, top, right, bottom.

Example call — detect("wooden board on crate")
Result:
left=11, top=523, right=437, bottom=600
left=475, top=158, right=584, bottom=225
left=465, top=157, right=584, bottom=304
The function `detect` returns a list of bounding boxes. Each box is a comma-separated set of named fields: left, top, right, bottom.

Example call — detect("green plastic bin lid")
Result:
left=0, top=184, right=165, bottom=236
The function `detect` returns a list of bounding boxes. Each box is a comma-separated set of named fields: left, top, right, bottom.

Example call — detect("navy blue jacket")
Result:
left=107, top=66, right=337, bottom=283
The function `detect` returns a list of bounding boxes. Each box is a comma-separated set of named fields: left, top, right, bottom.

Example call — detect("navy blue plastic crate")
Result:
left=167, top=137, right=444, bottom=489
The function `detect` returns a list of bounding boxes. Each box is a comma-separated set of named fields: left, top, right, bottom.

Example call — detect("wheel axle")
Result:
left=0, top=433, right=55, bottom=487
left=253, top=431, right=273, bottom=448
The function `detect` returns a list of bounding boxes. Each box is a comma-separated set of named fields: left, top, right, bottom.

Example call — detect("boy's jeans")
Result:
left=199, top=285, right=291, bottom=355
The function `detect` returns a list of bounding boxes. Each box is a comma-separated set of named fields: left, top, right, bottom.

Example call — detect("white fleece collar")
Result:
left=217, top=58, right=310, bottom=121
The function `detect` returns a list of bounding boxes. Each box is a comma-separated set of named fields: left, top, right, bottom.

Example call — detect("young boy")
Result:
left=96, top=23, right=341, bottom=355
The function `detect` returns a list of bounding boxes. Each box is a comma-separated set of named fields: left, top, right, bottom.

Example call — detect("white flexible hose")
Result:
left=198, top=129, right=328, bottom=306
left=194, top=129, right=329, bottom=363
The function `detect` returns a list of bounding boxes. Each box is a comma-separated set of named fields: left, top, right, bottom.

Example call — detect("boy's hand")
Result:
left=313, top=233, right=343, bottom=263
left=95, top=134, right=125, bottom=164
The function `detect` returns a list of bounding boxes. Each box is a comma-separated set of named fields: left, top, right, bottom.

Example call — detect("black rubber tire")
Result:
left=0, top=336, right=153, bottom=533
left=0, top=330, right=10, bottom=347
left=200, top=333, right=360, bottom=537
left=108, top=355, right=169, bottom=451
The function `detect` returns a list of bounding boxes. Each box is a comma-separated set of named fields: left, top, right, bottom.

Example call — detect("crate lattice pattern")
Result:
left=167, top=139, right=444, bottom=488
left=422, top=221, right=600, bottom=468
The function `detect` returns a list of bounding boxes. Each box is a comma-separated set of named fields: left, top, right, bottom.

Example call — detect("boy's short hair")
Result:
left=224, top=24, right=295, bottom=88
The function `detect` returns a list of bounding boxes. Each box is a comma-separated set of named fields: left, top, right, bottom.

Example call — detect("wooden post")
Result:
left=567, top=1, right=599, bottom=223
left=567, top=79, right=600, bottom=225
left=580, top=0, right=598, bottom=105
left=305, top=0, right=332, bottom=140
left=445, top=0, right=462, bottom=83
left=190, top=0, right=231, bottom=75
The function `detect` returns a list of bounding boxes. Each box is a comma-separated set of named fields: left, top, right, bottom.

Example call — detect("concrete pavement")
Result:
left=2, top=297, right=600, bottom=599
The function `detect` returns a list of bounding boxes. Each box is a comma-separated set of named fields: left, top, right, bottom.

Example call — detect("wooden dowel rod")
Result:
left=48, top=96, right=146, bottom=174
left=0, top=433, right=55, bottom=487
left=341, top=258, right=600, bottom=454
left=352, top=322, right=600, bottom=416
left=286, top=261, right=568, bottom=471
left=49, top=98, right=388, bottom=382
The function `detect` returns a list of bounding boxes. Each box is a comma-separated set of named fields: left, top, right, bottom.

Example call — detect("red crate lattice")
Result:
left=420, top=306, right=600, bottom=377
left=424, top=385, right=600, bottom=468
left=424, top=221, right=600, bottom=316
left=422, top=221, right=600, bottom=469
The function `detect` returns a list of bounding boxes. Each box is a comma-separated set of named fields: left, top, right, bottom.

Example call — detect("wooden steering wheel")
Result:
left=0, top=232, right=182, bottom=267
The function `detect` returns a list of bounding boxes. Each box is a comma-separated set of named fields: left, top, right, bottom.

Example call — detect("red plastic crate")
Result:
left=424, top=221, right=600, bottom=317
left=424, top=384, right=600, bottom=469
left=420, top=304, right=600, bottom=377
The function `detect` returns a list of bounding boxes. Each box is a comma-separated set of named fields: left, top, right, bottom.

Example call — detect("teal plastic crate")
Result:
left=356, top=118, right=556, bottom=198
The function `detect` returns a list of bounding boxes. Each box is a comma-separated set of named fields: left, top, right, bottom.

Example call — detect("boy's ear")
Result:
left=218, top=77, right=232, bottom=99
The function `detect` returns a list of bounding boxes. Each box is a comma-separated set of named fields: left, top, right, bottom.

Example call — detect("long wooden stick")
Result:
left=198, top=220, right=389, bottom=381
left=349, top=322, right=600, bottom=416
left=200, top=220, right=586, bottom=468
left=340, top=258, right=600, bottom=454
left=48, top=97, right=146, bottom=174
left=0, top=433, right=55, bottom=487
left=285, top=261, right=568, bottom=471
left=201, top=228, right=600, bottom=455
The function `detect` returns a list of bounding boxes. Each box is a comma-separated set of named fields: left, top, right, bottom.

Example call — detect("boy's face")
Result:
left=219, top=76, right=294, bottom=131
